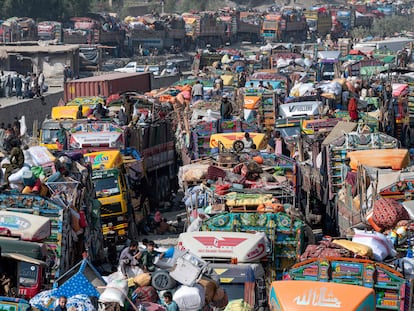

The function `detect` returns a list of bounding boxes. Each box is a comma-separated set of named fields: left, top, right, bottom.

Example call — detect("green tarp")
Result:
left=360, top=66, right=387, bottom=76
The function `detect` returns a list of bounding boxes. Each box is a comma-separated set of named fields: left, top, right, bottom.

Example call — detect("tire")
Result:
left=151, top=270, right=176, bottom=291
left=233, top=140, right=244, bottom=152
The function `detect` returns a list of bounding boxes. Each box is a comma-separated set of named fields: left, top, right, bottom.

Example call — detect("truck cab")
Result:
left=84, top=150, right=131, bottom=244
left=208, top=263, right=267, bottom=310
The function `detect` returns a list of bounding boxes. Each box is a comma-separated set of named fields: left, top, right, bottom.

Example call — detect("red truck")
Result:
left=64, top=72, right=151, bottom=102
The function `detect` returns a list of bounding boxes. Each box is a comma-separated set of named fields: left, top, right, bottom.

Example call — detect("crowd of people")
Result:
left=0, top=70, right=46, bottom=99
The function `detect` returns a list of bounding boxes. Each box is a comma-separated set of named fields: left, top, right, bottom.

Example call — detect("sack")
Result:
left=134, top=273, right=152, bottom=287
left=300, top=238, right=353, bottom=261
left=352, top=229, right=396, bottom=261
left=99, top=279, right=128, bottom=306
left=373, top=198, right=410, bottom=230
left=211, top=288, right=228, bottom=309
left=224, top=299, right=252, bottom=311
left=198, top=277, right=218, bottom=303
left=138, top=302, right=166, bottom=311
left=333, top=239, right=373, bottom=258
left=133, top=286, right=159, bottom=303
left=173, top=285, right=205, bottom=311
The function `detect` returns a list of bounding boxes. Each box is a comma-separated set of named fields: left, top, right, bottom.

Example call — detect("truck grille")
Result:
left=101, top=202, right=123, bottom=216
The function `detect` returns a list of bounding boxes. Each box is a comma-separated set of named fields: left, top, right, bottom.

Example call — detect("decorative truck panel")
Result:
left=64, top=72, right=151, bottom=102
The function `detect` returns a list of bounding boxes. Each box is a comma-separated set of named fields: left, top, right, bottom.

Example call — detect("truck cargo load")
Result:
left=64, top=72, right=151, bottom=102
left=0, top=211, right=50, bottom=241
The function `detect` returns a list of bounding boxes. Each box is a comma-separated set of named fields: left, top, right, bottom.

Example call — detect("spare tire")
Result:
left=232, top=140, right=244, bottom=152
left=151, top=270, right=176, bottom=291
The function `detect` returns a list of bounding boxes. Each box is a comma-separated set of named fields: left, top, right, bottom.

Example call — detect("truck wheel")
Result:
left=152, top=270, right=176, bottom=290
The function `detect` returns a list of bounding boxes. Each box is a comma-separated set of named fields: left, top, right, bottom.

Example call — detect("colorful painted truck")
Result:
left=289, top=258, right=411, bottom=311
left=177, top=231, right=269, bottom=310
left=261, top=8, right=307, bottom=42
left=304, top=7, right=332, bottom=36
left=0, top=159, right=105, bottom=289
left=84, top=150, right=132, bottom=243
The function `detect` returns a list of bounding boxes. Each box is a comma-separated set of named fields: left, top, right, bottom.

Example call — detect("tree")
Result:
left=0, top=0, right=91, bottom=20
left=356, top=15, right=414, bottom=39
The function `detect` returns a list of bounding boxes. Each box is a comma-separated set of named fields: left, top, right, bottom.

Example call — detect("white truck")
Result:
left=114, top=62, right=161, bottom=75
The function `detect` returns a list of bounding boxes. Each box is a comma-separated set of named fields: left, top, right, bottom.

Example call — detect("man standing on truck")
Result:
left=191, top=80, right=204, bottom=103
left=220, top=95, right=233, bottom=120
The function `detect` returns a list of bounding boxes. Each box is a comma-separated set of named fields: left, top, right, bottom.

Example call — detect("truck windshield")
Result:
left=19, top=261, right=39, bottom=287
left=221, top=284, right=246, bottom=301
left=0, top=303, right=17, bottom=311
left=42, top=129, right=59, bottom=144
left=93, top=177, right=121, bottom=197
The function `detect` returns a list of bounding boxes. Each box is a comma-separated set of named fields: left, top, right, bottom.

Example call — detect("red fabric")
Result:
left=348, top=97, right=358, bottom=120
left=139, top=302, right=165, bottom=311
left=300, top=238, right=353, bottom=261
left=133, top=286, right=159, bottom=303
left=79, top=210, right=88, bottom=228
left=373, top=198, right=409, bottom=230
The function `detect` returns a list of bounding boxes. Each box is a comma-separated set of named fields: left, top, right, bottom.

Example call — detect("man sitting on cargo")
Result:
left=140, top=240, right=164, bottom=273
left=2, top=140, right=24, bottom=188
left=119, top=240, right=141, bottom=278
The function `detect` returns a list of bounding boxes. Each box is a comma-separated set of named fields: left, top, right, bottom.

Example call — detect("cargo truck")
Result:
left=261, top=8, right=307, bottom=43
left=84, top=150, right=132, bottom=244
left=64, top=72, right=151, bottom=102
left=37, top=21, right=62, bottom=42
left=304, top=8, right=332, bottom=37
left=178, top=231, right=268, bottom=310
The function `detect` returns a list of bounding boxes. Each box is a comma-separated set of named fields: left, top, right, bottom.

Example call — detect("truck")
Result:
left=0, top=17, right=37, bottom=43
left=0, top=222, right=50, bottom=298
left=304, top=7, right=332, bottom=37
left=125, top=15, right=186, bottom=50
left=37, top=21, right=62, bottom=42
left=183, top=12, right=226, bottom=47
left=177, top=231, right=269, bottom=310
left=114, top=62, right=162, bottom=76
left=64, top=72, right=151, bottom=102
left=63, top=15, right=125, bottom=47
left=83, top=150, right=132, bottom=243
left=261, top=8, right=307, bottom=43
left=0, top=192, right=104, bottom=299
left=217, top=9, right=262, bottom=44
left=331, top=8, right=354, bottom=33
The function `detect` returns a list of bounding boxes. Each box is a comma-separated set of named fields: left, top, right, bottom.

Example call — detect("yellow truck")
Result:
left=84, top=150, right=131, bottom=243
left=304, top=9, right=332, bottom=37
left=39, top=105, right=91, bottom=150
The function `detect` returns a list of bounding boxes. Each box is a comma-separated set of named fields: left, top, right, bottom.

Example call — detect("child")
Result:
left=163, top=291, right=179, bottom=311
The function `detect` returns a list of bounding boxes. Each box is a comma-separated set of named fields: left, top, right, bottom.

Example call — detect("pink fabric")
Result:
left=154, top=211, right=162, bottom=223
left=275, top=139, right=282, bottom=156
